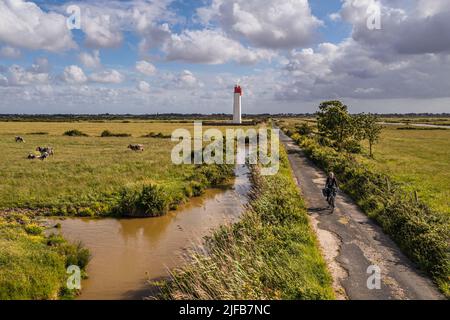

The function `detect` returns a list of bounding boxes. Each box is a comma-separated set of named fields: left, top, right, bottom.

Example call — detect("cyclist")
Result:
left=325, top=172, right=338, bottom=208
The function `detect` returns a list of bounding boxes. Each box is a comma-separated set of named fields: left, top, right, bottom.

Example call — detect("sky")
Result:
left=0, top=0, right=449, bottom=114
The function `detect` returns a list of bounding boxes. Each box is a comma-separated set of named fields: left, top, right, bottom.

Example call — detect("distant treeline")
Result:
left=0, top=113, right=449, bottom=122
left=0, top=113, right=270, bottom=122
left=269, top=113, right=450, bottom=118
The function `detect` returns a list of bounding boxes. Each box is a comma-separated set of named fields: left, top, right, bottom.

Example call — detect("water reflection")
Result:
left=46, top=165, right=250, bottom=300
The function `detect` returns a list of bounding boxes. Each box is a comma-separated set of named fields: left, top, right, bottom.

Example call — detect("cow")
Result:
left=15, top=136, right=25, bottom=143
left=128, top=144, right=144, bottom=152
left=27, top=153, right=37, bottom=160
left=36, top=146, right=54, bottom=156
left=39, top=152, right=50, bottom=161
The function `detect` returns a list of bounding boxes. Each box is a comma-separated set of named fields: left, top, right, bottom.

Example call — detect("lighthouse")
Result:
left=233, top=85, right=242, bottom=124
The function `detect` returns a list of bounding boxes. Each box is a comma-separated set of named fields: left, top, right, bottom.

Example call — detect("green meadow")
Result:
left=359, top=126, right=450, bottom=215
left=0, top=121, right=242, bottom=213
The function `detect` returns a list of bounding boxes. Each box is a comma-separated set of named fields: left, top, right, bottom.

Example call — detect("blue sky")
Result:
left=28, top=0, right=350, bottom=75
left=0, top=0, right=449, bottom=114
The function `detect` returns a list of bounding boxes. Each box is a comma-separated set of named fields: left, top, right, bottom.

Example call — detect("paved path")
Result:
left=280, top=131, right=443, bottom=300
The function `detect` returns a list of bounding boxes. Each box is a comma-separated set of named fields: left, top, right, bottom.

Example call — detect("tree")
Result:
left=317, top=101, right=355, bottom=150
left=355, top=113, right=382, bottom=158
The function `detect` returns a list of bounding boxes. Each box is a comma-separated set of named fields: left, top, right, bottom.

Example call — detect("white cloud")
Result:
left=83, top=13, right=123, bottom=48
left=89, top=69, right=124, bottom=84
left=173, top=70, right=203, bottom=88
left=79, top=50, right=102, bottom=69
left=164, top=29, right=274, bottom=64
left=273, top=0, right=450, bottom=103
left=0, top=46, right=21, bottom=59
left=2, top=64, right=49, bottom=86
left=136, top=60, right=156, bottom=76
left=0, top=0, right=76, bottom=52
left=137, top=80, right=151, bottom=93
left=339, top=0, right=450, bottom=55
left=137, top=23, right=172, bottom=55
left=62, top=1, right=174, bottom=49
left=277, top=38, right=450, bottom=101
left=63, top=65, right=88, bottom=84
left=197, top=0, right=322, bottom=49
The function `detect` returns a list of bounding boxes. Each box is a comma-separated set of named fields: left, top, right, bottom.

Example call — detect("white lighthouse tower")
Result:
left=233, top=84, right=242, bottom=124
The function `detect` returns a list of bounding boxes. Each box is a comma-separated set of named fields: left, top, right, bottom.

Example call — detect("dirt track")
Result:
left=280, top=131, right=443, bottom=300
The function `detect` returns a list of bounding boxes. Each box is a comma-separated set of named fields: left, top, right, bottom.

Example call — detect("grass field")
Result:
left=359, top=126, right=450, bottom=215
left=0, top=121, right=244, bottom=213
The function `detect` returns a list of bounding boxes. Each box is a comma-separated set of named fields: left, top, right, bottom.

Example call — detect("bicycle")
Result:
left=323, top=187, right=337, bottom=213
left=329, top=188, right=337, bottom=212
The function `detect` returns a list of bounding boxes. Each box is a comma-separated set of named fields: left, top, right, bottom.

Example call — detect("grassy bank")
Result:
left=158, top=146, right=334, bottom=300
left=279, top=123, right=449, bottom=297
left=0, top=213, right=89, bottom=300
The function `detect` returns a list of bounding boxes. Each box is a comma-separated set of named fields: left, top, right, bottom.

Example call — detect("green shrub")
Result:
left=114, top=186, right=139, bottom=215
left=63, top=129, right=89, bottom=137
left=29, top=132, right=49, bottom=135
left=58, top=241, right=91, bottom=269
left=24, top=223, right=43, bottom=235
left=77, top=207, right=95, bottom=217
left=138, top=184, right=170, bottom=216
left=142, top=132, right=171, bottom=139
left=342, top=139, right=362, bottom=154
left=100, top=130, right=131, bottom=137
left=187, top=181, right=205, bottom=197
left=116, top=184, right=169, bottom=217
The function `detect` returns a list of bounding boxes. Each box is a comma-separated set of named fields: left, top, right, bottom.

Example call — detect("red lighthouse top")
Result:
left=234, top=85, right=242, bottom=96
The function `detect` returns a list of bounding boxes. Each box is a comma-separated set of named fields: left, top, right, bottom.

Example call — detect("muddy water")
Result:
left=46, top=165, right=250, bottom=300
